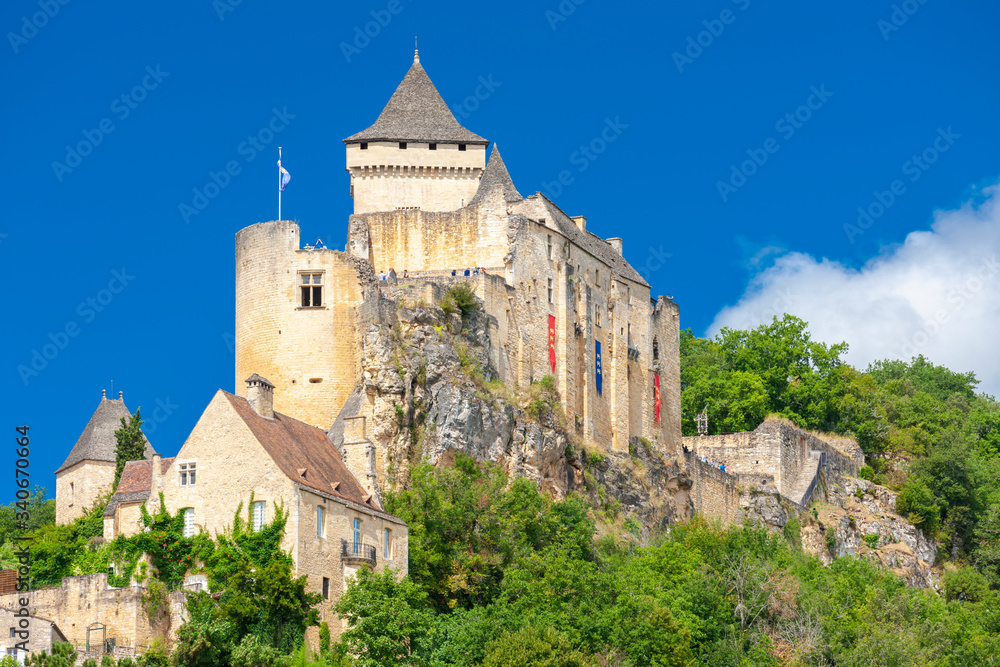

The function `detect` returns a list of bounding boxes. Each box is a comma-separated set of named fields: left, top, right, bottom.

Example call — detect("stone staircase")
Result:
left=787, top=451, right=826, bottom=506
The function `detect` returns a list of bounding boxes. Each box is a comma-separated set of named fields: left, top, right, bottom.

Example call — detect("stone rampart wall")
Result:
left=682, top=450, right=741, bottom=525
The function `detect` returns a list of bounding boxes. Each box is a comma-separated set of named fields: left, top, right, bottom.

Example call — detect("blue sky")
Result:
left=2, top=0, right=998, bottom=499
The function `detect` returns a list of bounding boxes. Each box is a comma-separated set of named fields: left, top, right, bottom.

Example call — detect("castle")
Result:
left=36, top=51, right=873, bottom=657
left=235, top=50, right=682, bottom=471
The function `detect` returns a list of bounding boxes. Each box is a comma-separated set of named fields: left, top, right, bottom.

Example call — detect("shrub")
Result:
left=858, top=465, right=875, bottom=482
left=443, top=283, right=478, bottom=320
left=895, top=478, right=940, bottom=534
left=783, top=515, right=801, bottom=549
left=862, top=534, right=879, bottom=549
left=825, top=526, right=838, bottom=554
left=942, top=566, right=990, bottom=602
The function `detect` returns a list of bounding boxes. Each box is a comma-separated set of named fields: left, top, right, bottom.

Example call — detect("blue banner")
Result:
left=595, top=340, right=602, bottom=396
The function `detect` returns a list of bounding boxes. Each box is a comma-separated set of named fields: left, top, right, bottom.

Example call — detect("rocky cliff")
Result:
left=340, top=294, right=938, bottom=585
left=344, top=298, right=693, bottom=532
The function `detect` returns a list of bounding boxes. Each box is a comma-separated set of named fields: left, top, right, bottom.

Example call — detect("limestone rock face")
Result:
left=801, top=478, right=938, bottom=588
left=355, top=301, right=691, bottom=529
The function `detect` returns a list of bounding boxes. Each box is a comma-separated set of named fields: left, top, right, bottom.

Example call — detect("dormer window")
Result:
left=180, top=462, right=196, bottom=486
left=399, top=142, right=407, bottom=149
left=429, top=143, right=437, bottom=150
left=458, top=144, right=466, bottom=151
left=360, top=142, right=368, bottom=150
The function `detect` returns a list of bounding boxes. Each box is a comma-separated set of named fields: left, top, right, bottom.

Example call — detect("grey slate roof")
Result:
left=56, top=395, right=156, bottom=474
left=344, top=54, right=488, bottom=145
left=533, top=194, right=650, bottom=288
left=470, top=144, right=523, bottom=205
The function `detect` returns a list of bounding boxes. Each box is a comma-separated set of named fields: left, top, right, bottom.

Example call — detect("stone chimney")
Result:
left=607, top=237, right=623, bottom=255
left=245, top=374, right=275, bottom=419
left=570, top=216, right=587, bottom=233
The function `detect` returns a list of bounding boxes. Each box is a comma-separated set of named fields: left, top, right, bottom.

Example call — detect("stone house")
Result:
left=103, top=374, right=407, bottom=638
left=55, top=391, right=155, bottom=525
left=0, top=607, right=68, bottom=662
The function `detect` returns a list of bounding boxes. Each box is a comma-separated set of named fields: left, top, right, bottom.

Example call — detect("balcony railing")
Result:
left=341, top=539, right=377, bottom=566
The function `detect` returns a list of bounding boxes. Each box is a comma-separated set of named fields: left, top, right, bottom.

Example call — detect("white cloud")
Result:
left=709, top=180, right=1000, bottom=397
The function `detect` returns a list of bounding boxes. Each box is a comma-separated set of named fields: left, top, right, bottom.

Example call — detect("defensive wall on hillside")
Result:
left=0, top=574, right=187, bottom=656
left=681, top=420, right=864, bottom=520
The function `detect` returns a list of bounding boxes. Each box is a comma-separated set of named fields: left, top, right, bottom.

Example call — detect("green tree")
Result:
left=0, top=486, right=56, bottom=543
left=335, top=567, right=430, bottom=667
left=114, top=409, right=147, bottom=490
left=480, top=626, right=596, bottom=667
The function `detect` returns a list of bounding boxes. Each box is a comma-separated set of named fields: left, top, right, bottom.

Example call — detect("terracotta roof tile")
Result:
left=222, top=392, right=395, bottom=516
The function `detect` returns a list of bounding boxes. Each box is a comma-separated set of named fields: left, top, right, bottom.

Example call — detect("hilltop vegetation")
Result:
left=682, top=315, right=1000, bottom=582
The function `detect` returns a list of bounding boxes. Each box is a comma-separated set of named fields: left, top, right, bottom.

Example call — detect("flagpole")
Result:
left=278, top=146, right=282, bottom=221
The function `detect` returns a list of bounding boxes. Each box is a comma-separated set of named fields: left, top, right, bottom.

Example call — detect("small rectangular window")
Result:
left=179, top=462, right=196, bottom=486
left=9, top=628, right=15, bottom=638
left=316, top=505, right=325, bottom=538
left=547, top=234, right=552, bottom=259
left=429, top=143, right=437, bottom=150
left=399, top=142, right=407, bottom=149
left=252, top=501, right=266, bottom=532
left=300, top=273, right=323, bottom=308
left=458, top=144, right=466, bottom=151
left=359, top=142, right=368, bottom=150
left=183, top=508, right=195, bottom=538
left=322, top=577, right=330, bottom=600
left=596, top=309, right=601, bottom=327
left=548, top=278, right=553, bottom=304
left=353, top=518, right=361, bottom=547
left=384, top=528, right=391, bottom=559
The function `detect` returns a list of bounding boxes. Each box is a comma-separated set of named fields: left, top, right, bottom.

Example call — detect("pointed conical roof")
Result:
left=471, top=144, right=522, bottom=205
left=344, top=52, right=488, bottom=145
left=56, top=394, right=155, bottom=474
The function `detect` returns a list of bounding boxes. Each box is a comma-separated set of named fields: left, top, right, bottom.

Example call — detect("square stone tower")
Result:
left=343, top=51, right=489, bottom=213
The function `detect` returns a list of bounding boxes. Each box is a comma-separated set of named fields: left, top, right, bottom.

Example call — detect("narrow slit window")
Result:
left=183, top=508, right=195, bottom=538
left=322, top=577, right=330, bottom=599
left=252, top=501, right=266, bottom=532
left=316, top=505, right=325, bottom=538
left=548, top=278, right=553, bottom=304
left=353, top=518, right=361, bottom=548
left=547, top=234, right=553, bottom=259
left=300, top=273, right=323, bottom=308
left=384, top=528, right=391, bottom=559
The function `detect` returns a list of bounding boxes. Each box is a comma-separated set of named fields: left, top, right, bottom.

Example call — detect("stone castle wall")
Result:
left=682, top=450, right=742, bottom=525
left=683, top=420, right=864, bottom=508
left=235, top=220, right=383, bottom=429
left=0, top=574, right=186, bottom=652
left=349, top=206, right=510, bottom=278
left=56, top=461, right=114, bottom=526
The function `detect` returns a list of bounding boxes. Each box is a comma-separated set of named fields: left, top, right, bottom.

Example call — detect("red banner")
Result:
left=548, top=314, right=556, bottom=371
left=654, top=373, right=661, bottom=425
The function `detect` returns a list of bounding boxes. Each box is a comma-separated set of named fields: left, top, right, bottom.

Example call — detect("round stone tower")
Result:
left=235, top=220, right=379, bottom=428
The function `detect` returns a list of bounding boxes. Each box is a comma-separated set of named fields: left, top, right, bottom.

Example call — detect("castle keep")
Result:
left=236, top=51, right=682, bottom=459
